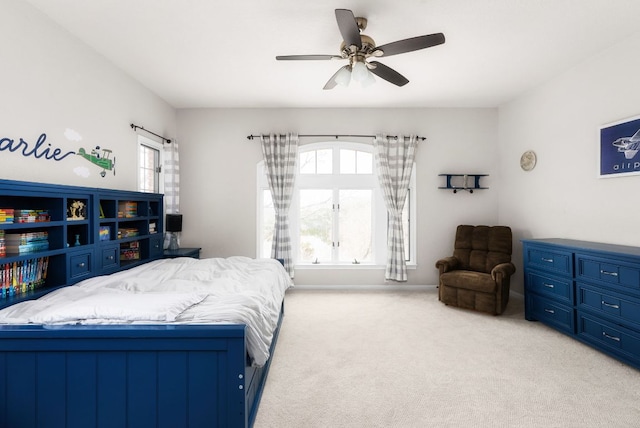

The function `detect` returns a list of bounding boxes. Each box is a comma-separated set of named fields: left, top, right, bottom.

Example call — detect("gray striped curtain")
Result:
left=261, top=133, right=298, bottom=277
left=163, top=141, right=180, bottom=248
left=374, top=134, right=417, bottom=281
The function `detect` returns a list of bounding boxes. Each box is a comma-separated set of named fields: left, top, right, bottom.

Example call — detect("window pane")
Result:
left=316, top=149, right=332, bottom=174
left=139, top=144, right=159, bottom=193
left=262, top=190, right=275, bottom=257
left=357, top=151, right=373, bottom=174
left=338, top=189, right=372, bottom=262
left=299, top=151, right=316, bottom=174
left=340, top=149, right=356, bottom=174
left=299, top=189, right=332, bottom=262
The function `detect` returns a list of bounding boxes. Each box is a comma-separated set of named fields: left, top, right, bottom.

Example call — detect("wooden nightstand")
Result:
left=163, top=247, right=201, bottom=259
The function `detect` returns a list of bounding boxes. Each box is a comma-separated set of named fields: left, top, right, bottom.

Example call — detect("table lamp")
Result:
left=166, top=213, right=183, bottom=251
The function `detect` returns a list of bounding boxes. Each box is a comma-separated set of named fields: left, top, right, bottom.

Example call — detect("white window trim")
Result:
left=256, top=141, right=416, bottom=269
left=137, top=135, right=164, bottom=194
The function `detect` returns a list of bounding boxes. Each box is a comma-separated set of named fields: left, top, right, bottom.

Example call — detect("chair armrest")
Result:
left=435, top=256, right=460, bottom=275
left=491, top=262, right=516, bottom=281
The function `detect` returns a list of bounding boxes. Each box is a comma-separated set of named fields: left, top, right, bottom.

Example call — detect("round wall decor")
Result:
left=520, top=150, right=537, bottom=171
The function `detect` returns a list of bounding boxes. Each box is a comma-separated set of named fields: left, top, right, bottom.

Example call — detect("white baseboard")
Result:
left=289, top=284, right=437, bottom=291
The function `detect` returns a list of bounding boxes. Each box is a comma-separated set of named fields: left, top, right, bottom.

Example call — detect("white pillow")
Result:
left=29, top=292, right=207, bottom=324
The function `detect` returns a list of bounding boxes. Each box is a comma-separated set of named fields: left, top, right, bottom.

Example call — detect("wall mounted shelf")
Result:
left=438, top=174, right=488, bottom=193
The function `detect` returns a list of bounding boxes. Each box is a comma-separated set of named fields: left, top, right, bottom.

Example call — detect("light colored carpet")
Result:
left=254, top=288, right=640, bottom=428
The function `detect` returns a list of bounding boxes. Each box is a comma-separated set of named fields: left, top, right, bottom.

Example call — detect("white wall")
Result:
left=177, top=108, right=499, bottom=286
left=498, top=30, right=640, bottom=293
left=0, top=1, right=175, bottom=190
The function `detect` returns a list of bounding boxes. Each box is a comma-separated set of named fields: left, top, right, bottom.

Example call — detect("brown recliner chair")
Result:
left=435, top=225, right=516, bottom=315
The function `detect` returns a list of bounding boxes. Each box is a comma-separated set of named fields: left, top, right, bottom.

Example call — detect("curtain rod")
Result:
left=130, top=123, right=171, bottom=144
left=246, top=134, right=426, bottom=141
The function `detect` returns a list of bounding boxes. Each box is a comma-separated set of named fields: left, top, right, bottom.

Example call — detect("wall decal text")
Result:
left=0, top=133, right=75, bottom=161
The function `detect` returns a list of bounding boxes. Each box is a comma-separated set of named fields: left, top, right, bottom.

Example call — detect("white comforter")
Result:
left=0, top=256, right=293, bottom=367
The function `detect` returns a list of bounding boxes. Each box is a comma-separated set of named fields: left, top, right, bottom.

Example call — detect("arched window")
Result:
left=257, top=141, right=415, bottom=267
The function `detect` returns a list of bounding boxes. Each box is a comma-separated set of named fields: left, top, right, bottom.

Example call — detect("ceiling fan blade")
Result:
left=335, top=9, right=361, bottom=49
left=377, top=33, right=445, bottom=57
left=276, top=55, right=342, bottom=61
left=368, top=61, right=409, bottom=87
left=323, top=65, right=350, bottom=90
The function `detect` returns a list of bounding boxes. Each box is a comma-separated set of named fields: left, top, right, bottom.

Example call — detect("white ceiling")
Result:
left=25, top=0, right=640, bottom=109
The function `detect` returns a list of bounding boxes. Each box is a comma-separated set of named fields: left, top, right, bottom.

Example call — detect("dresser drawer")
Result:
left=576, top=254, right=640, bottom=293
left=98, top=244, right=119, bottom=272
left=68, top=250, right=93, bottom=282
left=525, top=246, right=573, bottom=277
left=528, top=294, right=574, bottom=334
left=526, top=272, right=573, bottom=304
left=577, top=311, right=640, bottom=365
left=577, top=283, right=640, bottom=328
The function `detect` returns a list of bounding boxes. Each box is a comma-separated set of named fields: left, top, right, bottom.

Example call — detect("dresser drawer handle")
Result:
left=78, top=262, right=85, bottom=268
left=602, top=301, right=620, bottom=309
left=544, top=308, right=555, bottom=314
left=107, top=255, right=114, bottom=260
left=600, top=270, right=618, bottom=277
left=602, top=332, right=621, bottom=342
left=541, top=257, right=553, bottom=263
left=543, top=283, right=555, bottom=288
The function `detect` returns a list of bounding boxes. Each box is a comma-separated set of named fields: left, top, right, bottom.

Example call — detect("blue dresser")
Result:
left=523, top=238, right=640, bottom=370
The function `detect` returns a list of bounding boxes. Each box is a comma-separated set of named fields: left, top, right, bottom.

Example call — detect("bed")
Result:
left=0, top=256, right=292, bottom=428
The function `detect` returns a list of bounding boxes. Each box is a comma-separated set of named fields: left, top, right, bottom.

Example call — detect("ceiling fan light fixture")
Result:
left=335, top=65, right=352, bottom=86
left=351, top=60, right=370, bottom=83
left=360, top=70, right=376, bottom=88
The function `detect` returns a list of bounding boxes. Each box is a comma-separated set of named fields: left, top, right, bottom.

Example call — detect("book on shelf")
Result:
left=5, top=231, right=49, bottom=254
left=99, top=226, right=111, bottom=241
left=0, top=208, right=14, bottom=224
left=14, top=209, right=50, bottom=223
left=117, top=228, right=138, bottom=239
left=120, top=240, right=140, bottom=260
left=0, top=256, right=49, bottom=299
left=118, top=201, right=137, bottom=218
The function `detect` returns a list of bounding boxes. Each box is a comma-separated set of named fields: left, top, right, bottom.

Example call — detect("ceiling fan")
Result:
left=276, top=8, right=445, bottom=90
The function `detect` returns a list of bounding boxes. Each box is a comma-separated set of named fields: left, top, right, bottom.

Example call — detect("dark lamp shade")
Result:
left=166, top=214, right=183, bottom=232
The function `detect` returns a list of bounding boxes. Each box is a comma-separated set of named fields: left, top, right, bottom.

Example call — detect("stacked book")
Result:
left=118, top=201, right=137, bottom=218
left=0, top=208, right=14, bottom=224
left=0, top=230, right=5, bottom=256
left=0, top=256, right=49, bottom=298
left=5, top=231, right=49, bottom=254
left=15, top=209, right=50, bottom=223
left=118, top=227, right=139, bottom=239
left=120, top=240, right=140, bottom=261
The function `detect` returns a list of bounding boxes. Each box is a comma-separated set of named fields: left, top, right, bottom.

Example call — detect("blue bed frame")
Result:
left=0, top=306, right=283, bottom=428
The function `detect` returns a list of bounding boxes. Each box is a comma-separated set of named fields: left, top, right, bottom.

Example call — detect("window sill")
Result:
left=295, top=263, right=416, bottom=270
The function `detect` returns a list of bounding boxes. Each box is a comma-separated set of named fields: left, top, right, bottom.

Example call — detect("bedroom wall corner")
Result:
left=497, top=29, right=640, bottom=294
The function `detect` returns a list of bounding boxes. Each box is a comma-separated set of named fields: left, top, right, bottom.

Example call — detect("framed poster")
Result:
left=599, top=114, right=640, bottom=178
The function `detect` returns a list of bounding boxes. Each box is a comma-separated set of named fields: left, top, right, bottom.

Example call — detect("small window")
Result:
left=137, top=136, right=163, bottom=193
left=300, top=149, right=332, bottom=174
left=340, top=149, right=372, bottom=174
